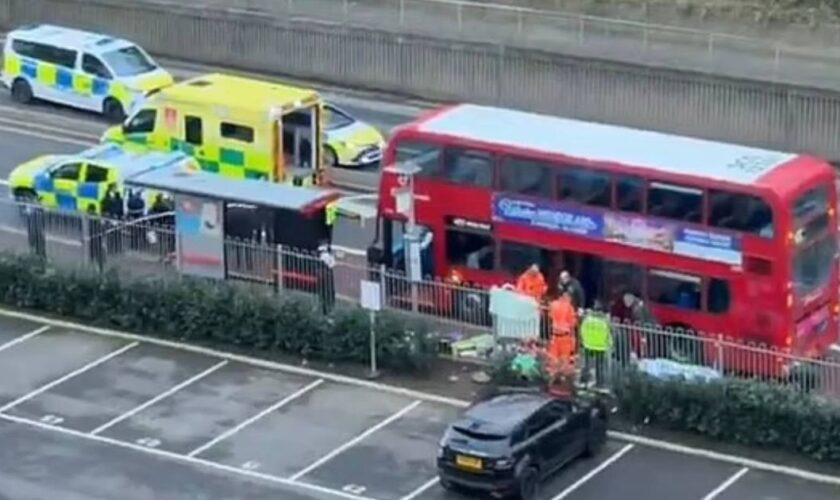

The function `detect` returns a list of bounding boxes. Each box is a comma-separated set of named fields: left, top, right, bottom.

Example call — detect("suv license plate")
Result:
left=456, top=455, right=482, bottom=470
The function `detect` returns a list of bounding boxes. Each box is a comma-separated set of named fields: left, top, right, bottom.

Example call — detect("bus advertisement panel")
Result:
left=375, top=104, right=839, bottom=370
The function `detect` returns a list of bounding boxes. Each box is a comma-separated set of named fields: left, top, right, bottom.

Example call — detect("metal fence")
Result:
left=2, top=198, right=838, bottom=399
left=134, top=0, right=840, bottom=90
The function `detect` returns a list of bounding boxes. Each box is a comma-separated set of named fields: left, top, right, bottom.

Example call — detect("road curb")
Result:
left=0, top=306, right=838, bottom=486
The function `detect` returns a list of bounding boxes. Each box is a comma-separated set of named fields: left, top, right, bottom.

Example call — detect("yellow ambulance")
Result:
left=101, top=73, right=326, bottom=186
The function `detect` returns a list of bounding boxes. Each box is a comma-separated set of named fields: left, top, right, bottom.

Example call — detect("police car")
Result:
left=437, top=388, right=608, bottom=499
left=8, top=143, right=195, bottom=214
left=322, top=103, right=385, bottom=168
left=2, top=24, right=173, bottom=122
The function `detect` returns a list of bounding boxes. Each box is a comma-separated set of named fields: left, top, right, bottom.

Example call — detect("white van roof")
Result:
left=418, top=104, right=798, bottom=186
left=7, top=24, right=133, bottom=54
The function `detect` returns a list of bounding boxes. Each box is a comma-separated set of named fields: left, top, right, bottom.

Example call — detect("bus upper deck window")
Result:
left=557, top=166, right=610, bottom=208
left=500, top=156, right=552, bottom=198
left=648, top=182, right=702, bottom=223
left=395, top=141, right=443, bottom=178
left=443, top=148, right=494, bottom=188
left=615, top=176, right=643, bottom=213
left=709, top=190, right=774, bottom=238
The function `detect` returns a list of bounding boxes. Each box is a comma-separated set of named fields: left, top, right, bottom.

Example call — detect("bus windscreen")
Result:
left=792, top=185, right=836, bottom=298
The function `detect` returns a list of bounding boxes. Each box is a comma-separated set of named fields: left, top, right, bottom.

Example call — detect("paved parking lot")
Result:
left=0, top=313, right=838, bottom=500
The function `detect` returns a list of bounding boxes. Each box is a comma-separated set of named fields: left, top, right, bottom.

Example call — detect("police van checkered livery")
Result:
left=2, top=24, right=174, bottom=122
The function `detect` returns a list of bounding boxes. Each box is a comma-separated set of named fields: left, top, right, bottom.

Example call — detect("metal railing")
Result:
left=194, top=0, right=840, bottom=84
left=2, top=199, right=838, bottom=398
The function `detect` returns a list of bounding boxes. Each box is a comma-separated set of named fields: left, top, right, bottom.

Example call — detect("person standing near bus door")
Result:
left=579, top=301, right=611, bottom=387
left=623, top=291, right=658, bottom=361
left=517, top=263, right=549, bottom=338
left=558, top=270, right=585, bottom=312
left=516, top=263, right=548, bottom=302
left=548, top=291, right=578, bottom=375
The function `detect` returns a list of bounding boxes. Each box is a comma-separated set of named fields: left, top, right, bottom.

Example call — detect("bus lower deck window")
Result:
left=648, top=269, right=702, bottom=310
left=446, top=229, right=494, bottom=271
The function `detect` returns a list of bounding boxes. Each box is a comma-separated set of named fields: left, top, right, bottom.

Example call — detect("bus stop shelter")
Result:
left=124, top=163, right=340, bottom=283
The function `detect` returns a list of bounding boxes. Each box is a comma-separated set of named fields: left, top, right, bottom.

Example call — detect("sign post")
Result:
left=385, top=162, right=422, bottom=311
left=360, top=279, right=382, bottom=378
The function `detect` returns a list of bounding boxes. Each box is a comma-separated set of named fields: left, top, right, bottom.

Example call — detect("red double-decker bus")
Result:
left=374, top=104, right=839, bottom=366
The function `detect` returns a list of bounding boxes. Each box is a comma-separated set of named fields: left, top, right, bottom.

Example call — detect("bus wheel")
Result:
left=666, top=325, right=704, bottom=365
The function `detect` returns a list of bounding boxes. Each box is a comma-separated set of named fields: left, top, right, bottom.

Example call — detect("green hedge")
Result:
left=5, top=251, right=840, bottom=463
left=0, top=254, right=436, bottom=374
left=614, top=370, right=840, bottom=463
left=487, top=352, right=840, bottom=463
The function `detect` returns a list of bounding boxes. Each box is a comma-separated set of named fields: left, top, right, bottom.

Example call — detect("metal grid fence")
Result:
left=181, top=0, right=840, bottom=84
left=2, top=199, right=838, bottom=398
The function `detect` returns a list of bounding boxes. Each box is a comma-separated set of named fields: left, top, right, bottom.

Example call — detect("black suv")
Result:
left=436, top=389, right=608, bottom=499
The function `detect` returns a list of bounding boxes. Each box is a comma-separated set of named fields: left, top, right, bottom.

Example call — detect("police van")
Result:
left=2, top=24, right=174, bottom=122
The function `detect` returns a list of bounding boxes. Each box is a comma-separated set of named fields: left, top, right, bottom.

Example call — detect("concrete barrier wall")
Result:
left=4, top=0, right=840, bottom=160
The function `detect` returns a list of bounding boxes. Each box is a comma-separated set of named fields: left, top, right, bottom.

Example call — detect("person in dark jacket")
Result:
left=102, top=184, right=123, bottom=255
left=558, top=270, right=586, bottom=311
left=148, top=194, right=175, bottom=260
left=622, top=291, right=658, bottom=364
left=102, top=184, right=120, bottom=216
left=125, top=189, right=146, bottom=250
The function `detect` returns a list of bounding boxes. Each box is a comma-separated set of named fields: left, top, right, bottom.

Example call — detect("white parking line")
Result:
left=90, top=360, right=229, bottom=436
left=3, top=308, right=840, bottom=487
left=701, top=467, right=749, bottom=500
left=289, top=399, right=422, bottom=481
left=0, top=325, right=49, bottom=353
left=550, top=443, right=635, bottom=500
left=187, top=378, right=325, bottom=458
left=0, top=412, right=377, bottom=500
left=0, top=342, right=139, bottom=413
left=400, top=477, right=439, bottom=500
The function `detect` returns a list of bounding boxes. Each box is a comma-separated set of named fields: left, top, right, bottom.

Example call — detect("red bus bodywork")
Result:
left=377, top=104, right=839, bottom=373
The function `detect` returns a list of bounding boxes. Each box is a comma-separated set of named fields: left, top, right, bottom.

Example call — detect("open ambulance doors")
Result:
left=270, top=103, right=320, bottom=186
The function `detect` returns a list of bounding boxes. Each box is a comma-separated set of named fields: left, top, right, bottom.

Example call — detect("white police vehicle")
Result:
left=2, top=24, right=173, bottom=122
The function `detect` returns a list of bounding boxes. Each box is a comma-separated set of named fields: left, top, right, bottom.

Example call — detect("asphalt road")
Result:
left=0, top=312, right=838, bottom=500
left=141, top=0, right=840, bottom=92
left=0, top=61, right=421, bottom=252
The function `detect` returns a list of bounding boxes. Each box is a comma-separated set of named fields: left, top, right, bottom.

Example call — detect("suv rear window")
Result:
left=453, top=426, right=507, bottom=441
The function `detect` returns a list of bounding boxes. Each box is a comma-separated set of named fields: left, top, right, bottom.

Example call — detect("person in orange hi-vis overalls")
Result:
left=515, top=264, right=548, bottom=303
left=548, top=291, right=578, bottom=375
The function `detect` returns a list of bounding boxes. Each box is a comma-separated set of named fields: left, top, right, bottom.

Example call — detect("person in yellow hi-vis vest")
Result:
left=580, top=300, right=611, bottom=387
